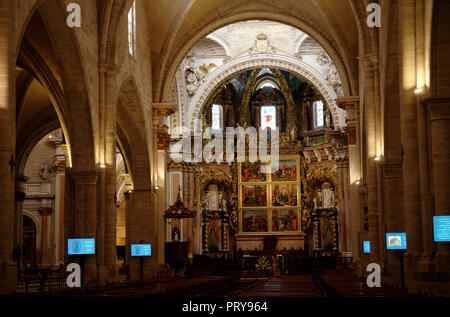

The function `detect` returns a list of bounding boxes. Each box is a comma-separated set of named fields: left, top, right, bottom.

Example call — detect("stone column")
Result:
left=14, top=175, right=28, bottom=254
left=426, top=97, right=450, bottom=271
left=69, top=171, right=99, bottom=284
left=50, top=137, right=66, bottom=264
left=381, top=163, right=404, bottom=286
left=359, top=54, right=383, bottom=269
left=0, top=0, right=17, bottom=295
left=152, top=103, right=176, bottom=267
left=97, top=63, right=118, bottom=284
left=38, top=207, right=52, bottom=266
left=337, top=96, right=361, bottom=264
left=126, top=189, right=156, bottom=280
left=399, top=0, right=423, bottom=280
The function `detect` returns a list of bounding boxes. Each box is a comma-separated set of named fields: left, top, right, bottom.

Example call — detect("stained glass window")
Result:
left=211, top=104, right=222, bottom=131
left=128, top=1, right=136, bottom=56
left=261, top=106, right=276, bottom=130
left=314, top=100, right=324, bottom=128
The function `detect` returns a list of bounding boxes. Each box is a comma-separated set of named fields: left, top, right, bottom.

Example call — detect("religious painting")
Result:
left=240, top=161, right=267, bottom=182
left=242, top=185, right=267, bottom=207
left=272, top=209, right=299, bottom=232
left=171, top=219, right=181, bottom=241
left=272, top=184, right=298, bottom=206
left=271, top=159, right=297, bottom=182
left=242, top=210, right=268, bottom=233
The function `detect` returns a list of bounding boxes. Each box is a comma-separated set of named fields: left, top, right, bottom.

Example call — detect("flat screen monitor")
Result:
left=386, top=233, right=407, bottom=250
left=131, top=244, right=152, bottom=257
left=363, top=241, right=371, bottom=254
left=68, top=238, right=95, bottom=255
left=433, top=216, right=450, bottom=242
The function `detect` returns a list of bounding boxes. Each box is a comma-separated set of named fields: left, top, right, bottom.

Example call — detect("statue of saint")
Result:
left=205, top=189, right=219, bottom=211
left=313, top=197, right=318, bottom=210
left=218, top=192, right=227, bottom=212
left=316, top=189, right=322, bottom=208
left=322, top=184, right=335, bottom=208
left=39, top=162, right=50, bottom=181
left=172, top=226, right=180, bottom=241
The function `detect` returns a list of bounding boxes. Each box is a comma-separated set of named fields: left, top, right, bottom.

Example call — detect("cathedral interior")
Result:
left=0, top=0, right=449, bottom=301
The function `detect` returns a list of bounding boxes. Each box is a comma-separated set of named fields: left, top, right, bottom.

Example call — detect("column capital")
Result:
left=152, top=103, right=177, bottom=116
left=153, top=103, right=177, bottom=151
left=336, top=96, right=360, bottom=111
left=381, top=161, right=403, bottom=179
left=424, top=96, right=450, bottom=121
left=337, top=96, right=360, bottom=145
left=38, top=207, right=52, bottom=216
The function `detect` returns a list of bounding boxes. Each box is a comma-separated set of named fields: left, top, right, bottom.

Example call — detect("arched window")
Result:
left=314, top=100, right=324, bottom=129
left=128, top=1, right=136, bottom=56
left=211, top=104, right=223, bottom=131
left=261, top=106, right=276, bottom=130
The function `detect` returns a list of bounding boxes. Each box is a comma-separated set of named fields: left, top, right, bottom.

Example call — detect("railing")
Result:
left=16, top=269, right=67, bottom=295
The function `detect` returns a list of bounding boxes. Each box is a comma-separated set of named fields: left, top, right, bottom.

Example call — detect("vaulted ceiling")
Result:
left=143, top=0, right=369, bottom=101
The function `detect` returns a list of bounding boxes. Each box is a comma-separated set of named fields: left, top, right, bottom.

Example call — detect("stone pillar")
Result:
left=381, top=163, right=404, bottom=286
left=54, top=172, right=65, bottom=264
left=126, top=189, right=156, bottom=280
left=97, top=63, right=118, bottom=284
left=360, top=55, right=380, bottom=262
left=152, top=103, right=176, bottom=267
left=156, top=150, right=167, bottom=266
left=68, top=171, right=99, bottom=284
left=399, top=0, right=423, bottom=281
left=426, top=97, right=450, bottom=271
left=0, top=0, right=17, bottom=294
left=14, top=175, right=28, bottom=255
left=124, top=190, right=132, bottom=270
left=337, top=96, right=361, bottom=264
left=50, top=137, right=66, bottom=264
left=38, top=207, right=52, bottom=266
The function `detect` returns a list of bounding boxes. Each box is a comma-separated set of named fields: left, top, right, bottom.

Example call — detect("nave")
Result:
left=12, top=272, right=420, bottom=298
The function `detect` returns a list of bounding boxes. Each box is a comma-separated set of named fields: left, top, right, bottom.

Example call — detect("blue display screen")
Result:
left=433, top=216, right=450, bottom=242
left=131, top=244, right=152, bottom=257
left=68, top=238, right=95, bottom=255
left=363, top=241, right=371, bottom=254
left=386, top=233, right=407, bottom=250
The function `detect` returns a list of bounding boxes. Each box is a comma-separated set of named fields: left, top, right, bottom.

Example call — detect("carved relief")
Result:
left=316, top=49, right=343, bottom=96
left=183, top=54, right=217, bottom=96
left=249, top=33, right=275, bottom=55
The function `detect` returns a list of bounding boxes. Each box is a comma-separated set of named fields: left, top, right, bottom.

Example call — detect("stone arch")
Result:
left=17, top=40, right=70, bottom=166
left=16, top=121, right=61, bottom=175
left=98, top=0, right=134, bottom=67
left=159, top=11, right=356, bottom=102
left=116, top=77, right=156, bottom=279
left=32, top=1, right=97, bottom=171
left=21, top=213, right=38, bottom=265
left=430, top=0, right=450, bottom=96
left=185, top=54, right=346, bottom=131
left=116, top=78, right=151, bottom=190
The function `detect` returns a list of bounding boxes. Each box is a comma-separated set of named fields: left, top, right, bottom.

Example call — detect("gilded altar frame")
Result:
left=238, top=154, right=302, bottom=236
